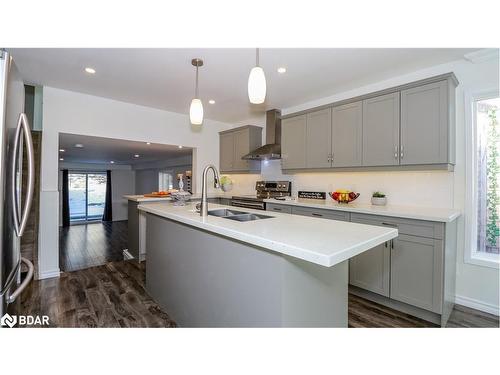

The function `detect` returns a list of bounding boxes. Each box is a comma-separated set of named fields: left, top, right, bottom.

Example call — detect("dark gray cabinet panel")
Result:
left=291, top=206, right=350, bottom=222
left=362, top=92, right=400, bottom=166
left=282, top=115, right=307, bottom=169
left=127, top=201, right=140, bottom=260
left=306, top=108, right=332, bottom=168
left=266, top=203, right=292, bottom=214
left=390, top=234, right=444, bottom=313
left=332, top=101, right=362, bottom=167
left=349, top=242, right=390, bottom=297
left=400, top=80, right=449, bottom=165
left=219, top=125, right=262, bottom=173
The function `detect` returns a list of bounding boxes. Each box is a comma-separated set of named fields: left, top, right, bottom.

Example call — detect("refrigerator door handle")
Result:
left=11, top=113, right=35, bottom=237
left=6, top=257, right=34, bottom=303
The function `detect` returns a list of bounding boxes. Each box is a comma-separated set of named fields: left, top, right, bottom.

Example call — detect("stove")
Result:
left=231, top=181, right=291, bottom=210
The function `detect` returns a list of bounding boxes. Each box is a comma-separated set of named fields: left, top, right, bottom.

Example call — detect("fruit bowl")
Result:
left=329, top=191, right=360, bottom=204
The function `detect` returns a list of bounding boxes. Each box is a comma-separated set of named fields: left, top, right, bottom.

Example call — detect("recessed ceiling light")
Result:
left=59, top=158, right=64, bottom=161
left=134, top=154, right=140, bottom=158
left=146, top=142, right=151, bottom=145
left=178, top=145, right=183, bottom=149
left=110, top=161, right=115, bottom=164
left=59, top=149, right=65, bottom=152
left=85, top=67, right=96, bottom=74
left=209, top=100, right=215, bottom=105
left=74, top=143, right=84, bottom=148
left=277, top=67, right=287, bottom=74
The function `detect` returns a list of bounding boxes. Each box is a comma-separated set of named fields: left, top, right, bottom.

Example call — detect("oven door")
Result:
left=230, top=199, right=265, bottom=210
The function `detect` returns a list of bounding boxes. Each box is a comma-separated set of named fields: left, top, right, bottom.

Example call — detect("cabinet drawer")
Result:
left=291, top=206, right=350, bottom=222
left=266, top=203, right=292, bottom=214
left=351, top=213, right=444, bottom=239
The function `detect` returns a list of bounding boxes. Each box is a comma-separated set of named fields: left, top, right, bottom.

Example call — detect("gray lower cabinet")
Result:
left=281, top=115, right=307, bottom=169
left=266, top=203, right=292, bottom=214
left=349, top=242, right=390, bottom=297
left=306, top=108, right=332, bottom=169
left=362, top=92, right=400, bottom=166
left=390, top=234, right=443, bottom=314
left=291, top=206, right=350, bottom=221
left=400, top=80, right=450, bottom=165
left=332, top=101, right=362, bottom=167
left=219, top=125, right=262, bottom=173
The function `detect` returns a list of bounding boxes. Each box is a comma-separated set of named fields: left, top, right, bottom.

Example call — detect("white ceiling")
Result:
left=58, top=133, right=192, bottom=165
left=11, top=48, right=478, bottom=123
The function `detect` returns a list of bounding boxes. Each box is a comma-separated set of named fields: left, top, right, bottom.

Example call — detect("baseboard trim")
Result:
left=38, top=269, right=60, bottom=280
left=455, top=295, right=499, bottom=316
left=123, top=249, right=134, bottom=260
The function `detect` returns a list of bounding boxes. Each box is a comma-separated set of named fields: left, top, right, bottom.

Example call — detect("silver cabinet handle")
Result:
left=400, top=145, right=404, bottom=159
left=7, top=257, right=34, bottom=303
left=394, top=145, right=398, bottom=159
left=11, top=113, right=35, bottom=237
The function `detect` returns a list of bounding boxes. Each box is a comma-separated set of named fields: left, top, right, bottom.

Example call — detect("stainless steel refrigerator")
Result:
left=0, top=50, right=35, bottom=319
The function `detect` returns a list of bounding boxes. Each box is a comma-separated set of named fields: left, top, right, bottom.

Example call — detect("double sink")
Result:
left=208, top=208, right=273, bottom=222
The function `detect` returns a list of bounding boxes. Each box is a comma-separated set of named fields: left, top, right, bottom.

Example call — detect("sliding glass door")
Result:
left=68, top=172, right=107, bottom=222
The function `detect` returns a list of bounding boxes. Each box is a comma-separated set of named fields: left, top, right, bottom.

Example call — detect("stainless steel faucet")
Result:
left=200, top=164, right=220, bottom=217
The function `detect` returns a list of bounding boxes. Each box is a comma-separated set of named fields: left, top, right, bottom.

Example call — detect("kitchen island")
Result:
left=138, top=201, right=397, bottom=327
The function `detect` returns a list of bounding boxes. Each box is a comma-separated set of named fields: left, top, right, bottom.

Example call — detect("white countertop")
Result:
left=138, top=202, right=397, bottom=268
left=264, top=198, right=461, bottom=223
left=123, top=195, right=173, bottom=202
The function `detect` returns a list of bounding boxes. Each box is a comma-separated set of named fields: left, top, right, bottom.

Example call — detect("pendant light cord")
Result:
left=195, top=65, right=199, bottom=98
left=256, top=48, right=260, bottom=67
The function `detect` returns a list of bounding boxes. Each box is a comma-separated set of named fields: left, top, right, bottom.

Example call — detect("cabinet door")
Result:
left=219, top=132, right=234, bottom=172
left=232, top=129, right=251, bottom=171
left=349, top=242, right=390, bottom=297
left=282, top=115, right=307, bottom=169
left=362, top=92, right=400, bottom=166
left=332, top=101, right=362, bottom=167
left=400, top=80, right=448, bottom=165
left=306, top=108, right=332, bottom=168
left=390, top=234, right=443, bottom=313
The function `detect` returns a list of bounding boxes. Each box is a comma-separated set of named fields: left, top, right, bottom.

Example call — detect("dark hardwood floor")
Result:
left=11, top=261, right=176, bottom=328
left=12, top=259, right=499, bottom=328
left=59, top=221, right=128, bottom=272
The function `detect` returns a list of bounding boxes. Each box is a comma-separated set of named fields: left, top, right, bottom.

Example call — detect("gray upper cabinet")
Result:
left=332, top=101, right=362, bottom=167
left=306, top=108, right=332, bottom=169
left=282, top=115, right=307, bottom=169
left=362, top=92, right=400, bottom=166
left=219, top=125, right=262, bottom=173
left=390, top=234, right=444, bottom=314
left=400, top=80, right=449, bottom=165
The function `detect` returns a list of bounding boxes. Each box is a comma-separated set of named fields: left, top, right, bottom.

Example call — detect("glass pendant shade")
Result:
left=248, top=66, right=266, bottom=104
left=190, top=98, right=204, bottom=125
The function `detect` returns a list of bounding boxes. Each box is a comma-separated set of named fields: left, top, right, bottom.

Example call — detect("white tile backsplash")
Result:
left=225, top=160, right=454, bottom=208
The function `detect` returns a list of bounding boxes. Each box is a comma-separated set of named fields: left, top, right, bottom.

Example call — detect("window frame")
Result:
left=464, top=89, right=500, bottom=269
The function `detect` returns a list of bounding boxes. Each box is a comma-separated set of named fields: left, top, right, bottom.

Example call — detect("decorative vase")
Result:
left=221, top=182, right=233, bottom=192
left=371, top=197, right=387, bottom=206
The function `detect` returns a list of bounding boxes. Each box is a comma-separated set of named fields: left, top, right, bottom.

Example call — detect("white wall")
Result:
left=39, top=87, right=234, bottom=279
left=225, top=54, right=500, bottom=313
left=57, top=162, right=136, bottom=223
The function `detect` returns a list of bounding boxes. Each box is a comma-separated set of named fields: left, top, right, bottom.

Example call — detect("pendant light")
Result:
left=248, top=48, right=266, bottom=104
left=190, top=58, right=204, bottom=125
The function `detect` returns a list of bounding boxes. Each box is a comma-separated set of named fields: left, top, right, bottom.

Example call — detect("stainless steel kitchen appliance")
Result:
left=231, top=181, right=291, bottom=210
left=0, top=51, right=36, bottom=319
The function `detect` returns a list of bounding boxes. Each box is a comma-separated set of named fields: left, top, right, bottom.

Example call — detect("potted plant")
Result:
left=371, top=191, right=387, bottom=206
left=220, top=175, right=233, bottom=192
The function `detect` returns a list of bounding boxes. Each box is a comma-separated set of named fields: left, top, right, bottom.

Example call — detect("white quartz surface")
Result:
left=138, top=202, right=397, bottom=267
left=264, top=198, right=461, bottom=223
left=123, top=195, right=173, bottom=202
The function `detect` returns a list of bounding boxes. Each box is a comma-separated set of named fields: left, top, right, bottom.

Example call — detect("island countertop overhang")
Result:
left=138, top=202, right=398, bottom=267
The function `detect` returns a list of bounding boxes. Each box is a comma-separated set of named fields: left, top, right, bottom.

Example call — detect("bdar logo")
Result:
left=1, top=313, right=17, bottom=328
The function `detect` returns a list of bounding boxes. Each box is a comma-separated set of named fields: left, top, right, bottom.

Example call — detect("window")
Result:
left=465, top=91, right=500, bottom=268
left=158, top=170, right=173, bottom=191
left=68, top=172, right=107, bottom=222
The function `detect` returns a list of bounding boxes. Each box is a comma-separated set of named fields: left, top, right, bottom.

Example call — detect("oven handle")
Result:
left=231, top=200, right=265, bottom=210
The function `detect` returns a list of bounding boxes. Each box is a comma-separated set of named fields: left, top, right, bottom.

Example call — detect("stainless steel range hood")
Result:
left=242, top=109, right=282, bottom=160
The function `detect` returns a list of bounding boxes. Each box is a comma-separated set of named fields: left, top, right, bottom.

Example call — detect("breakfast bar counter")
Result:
left=138, top=201, right=397, bottom=327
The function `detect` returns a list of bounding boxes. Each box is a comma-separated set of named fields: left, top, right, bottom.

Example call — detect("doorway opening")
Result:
left=69, top=172, right=107, bottom=222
